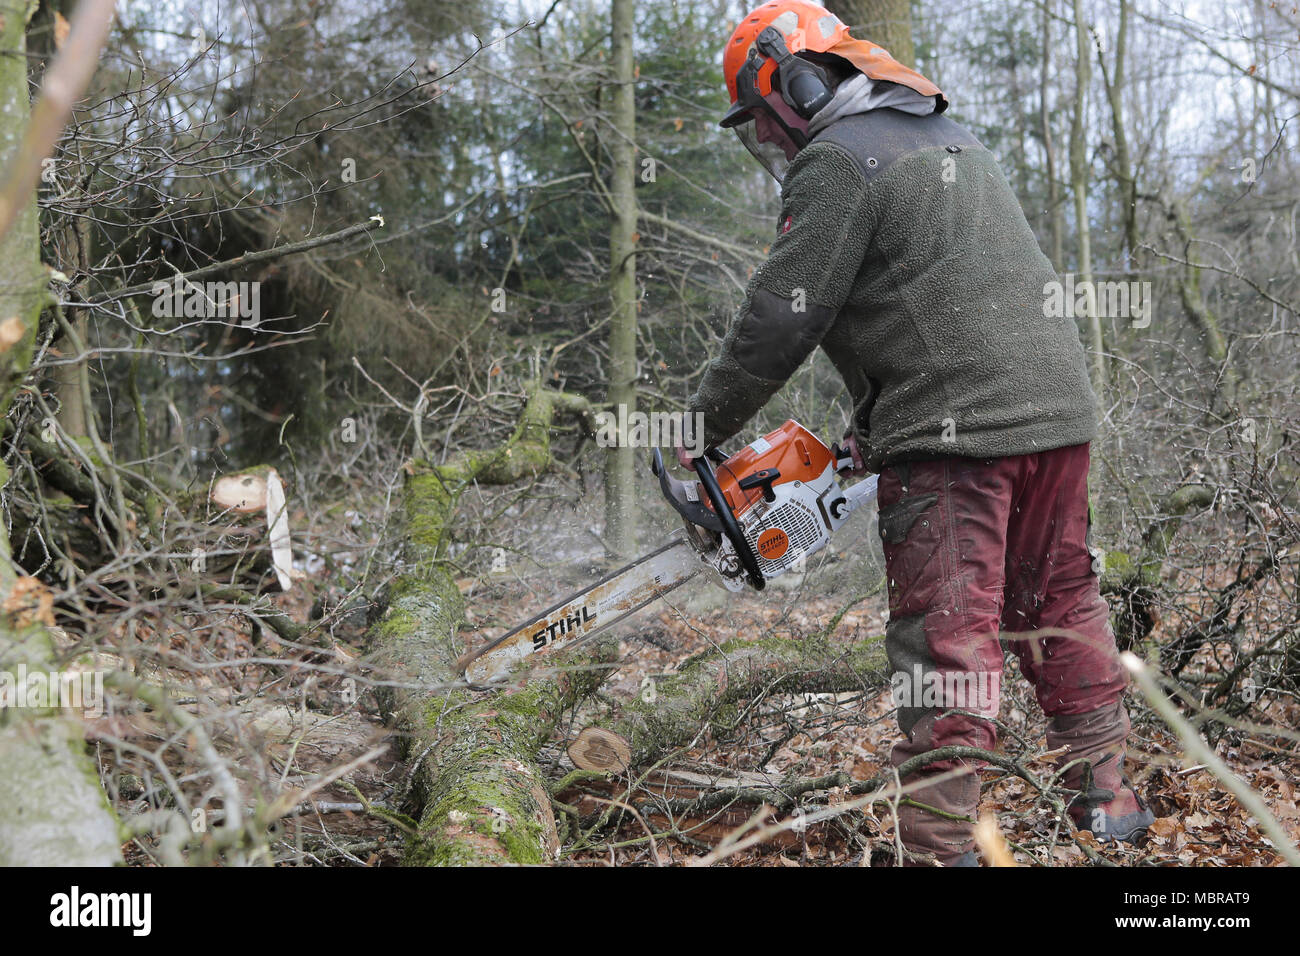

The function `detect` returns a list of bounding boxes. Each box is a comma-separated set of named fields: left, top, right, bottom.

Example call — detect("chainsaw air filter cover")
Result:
left=708, top=421, right=853, bottom=580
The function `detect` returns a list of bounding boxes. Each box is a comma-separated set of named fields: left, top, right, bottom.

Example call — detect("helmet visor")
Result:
left=734, top=121, right=791, bottom=183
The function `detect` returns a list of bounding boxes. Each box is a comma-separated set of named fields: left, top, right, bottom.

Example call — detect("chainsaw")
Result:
left=458, top=420, right=878, bottom=688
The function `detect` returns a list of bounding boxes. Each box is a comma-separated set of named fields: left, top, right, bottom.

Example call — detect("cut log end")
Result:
left=568, top=726, right=631, bottom=774
left=212, top=473, right=267, bottom=513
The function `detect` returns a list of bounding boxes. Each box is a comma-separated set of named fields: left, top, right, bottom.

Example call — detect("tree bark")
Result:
left=0, top=0, right=121, bottom=866
left=1069, top=0, right=1107, bottom=401
left=824, top=0, right=916, bottom=68
left=603, top=0, right=638, bottom=558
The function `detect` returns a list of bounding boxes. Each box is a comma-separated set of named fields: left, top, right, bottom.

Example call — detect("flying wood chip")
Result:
left=0, top=316, right=25, bottom=353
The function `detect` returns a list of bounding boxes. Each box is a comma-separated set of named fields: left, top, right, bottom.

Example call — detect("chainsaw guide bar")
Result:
left=457, top=420, right=878, bottom=690
left=459, top=537, right=702, bottom=688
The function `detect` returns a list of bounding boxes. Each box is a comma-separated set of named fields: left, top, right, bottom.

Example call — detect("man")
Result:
left=679, top=0, right=1153, bottom=865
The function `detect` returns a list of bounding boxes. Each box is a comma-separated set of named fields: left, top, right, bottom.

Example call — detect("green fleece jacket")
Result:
left=688, top=108, right=1097, bottom=470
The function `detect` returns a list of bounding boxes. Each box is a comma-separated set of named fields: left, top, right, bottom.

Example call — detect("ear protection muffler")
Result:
left=754, top=26, right=834, bottom=120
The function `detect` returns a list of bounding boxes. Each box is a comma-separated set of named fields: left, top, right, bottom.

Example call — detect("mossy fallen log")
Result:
left=368, top=384, right=603, bottom=865
left=599, top=633, right=888, bottom=767
left=554, top=635, right=887, bottom=850
left=369, top=384, right=889, bottom=864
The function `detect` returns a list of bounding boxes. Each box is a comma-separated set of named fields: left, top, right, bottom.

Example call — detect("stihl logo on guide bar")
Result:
left=532, top=606, right=596, bottom=650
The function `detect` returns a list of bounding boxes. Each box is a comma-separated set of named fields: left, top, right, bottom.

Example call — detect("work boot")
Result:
left=896, top=765, right=981, bottom=866
left=1047, top=701, right=1155, bottom=844
left=1069, top=768, right=1155, bottom=842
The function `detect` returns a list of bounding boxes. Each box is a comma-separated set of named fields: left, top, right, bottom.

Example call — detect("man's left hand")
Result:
left=841, top=432, right=868, bottom=476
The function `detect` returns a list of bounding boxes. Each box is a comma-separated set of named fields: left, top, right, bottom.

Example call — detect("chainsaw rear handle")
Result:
left=690, top=452, right=765, bottom=591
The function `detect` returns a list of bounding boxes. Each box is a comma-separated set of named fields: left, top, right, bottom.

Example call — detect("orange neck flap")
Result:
left=827, top=36, right=948, bottom=111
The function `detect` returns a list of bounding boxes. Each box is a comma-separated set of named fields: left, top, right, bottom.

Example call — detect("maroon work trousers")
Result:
left=878, top=443, right=1128, bottom=815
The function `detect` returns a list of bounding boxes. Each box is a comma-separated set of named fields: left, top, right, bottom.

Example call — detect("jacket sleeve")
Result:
left=687, top=141, right=875, bottom=449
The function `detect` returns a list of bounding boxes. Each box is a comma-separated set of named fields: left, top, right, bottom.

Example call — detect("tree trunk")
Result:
left=50, top=314, right=91, bottom=438
left=603, top=0, right=638, bottom=558
left=1039, top=0, right=1064, bottom=271
left=52, top=214, right=93, bottom=439
left=1069, top=0, right=1107, bottom=402
left=824, top=0, right=916, bottom=68
left=28, top=5, right=94, bottom=442
left=1159, top=193, right=1238, bottom=410
left=0, top=0, right=121, bottom=867
left=1098, top=0, right=1140, bottom=271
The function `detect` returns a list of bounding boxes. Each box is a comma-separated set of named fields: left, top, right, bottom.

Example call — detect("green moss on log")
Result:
left=367, top=384, right=598, bottom=866
left=611, top=633, right=888, bottom=766
left=1100, top=484, right=1214, bottom=649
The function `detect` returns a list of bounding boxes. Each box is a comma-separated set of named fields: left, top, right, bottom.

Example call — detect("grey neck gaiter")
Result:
left=807, top=72, right=938, bottom=138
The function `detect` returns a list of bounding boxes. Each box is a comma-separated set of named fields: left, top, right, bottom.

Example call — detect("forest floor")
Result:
left=457, top=478, right=1298, bottom=866
left=463, top=576, right=1299, bottom=866
left=115, top=472, right=1296, bottom=866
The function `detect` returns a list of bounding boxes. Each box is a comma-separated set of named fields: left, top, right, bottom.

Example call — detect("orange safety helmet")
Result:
left=721, top=1, right=947, bottom=177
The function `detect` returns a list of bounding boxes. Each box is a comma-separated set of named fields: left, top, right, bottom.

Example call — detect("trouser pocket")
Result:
left=877, top=464, right=943, bottom=617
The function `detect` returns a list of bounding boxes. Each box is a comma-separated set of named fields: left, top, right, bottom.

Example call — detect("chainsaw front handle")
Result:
left=650, top=448, right=723, bottom=534
left=691, top=453, right=766, bottom=591
left=842, top=472, right=879, bottom=513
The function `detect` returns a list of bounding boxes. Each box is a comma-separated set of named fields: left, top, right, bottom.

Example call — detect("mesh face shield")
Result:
left=722, top=50, right=814, bottom=184
left=733, top=119, right=793, bottom=182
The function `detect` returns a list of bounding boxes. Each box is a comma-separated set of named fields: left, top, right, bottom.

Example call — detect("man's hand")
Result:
left=842, top=431, right=868, bottom=476
left=675, top=444, right=695, bottom=470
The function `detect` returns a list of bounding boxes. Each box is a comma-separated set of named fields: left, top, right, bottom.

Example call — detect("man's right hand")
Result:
left=675, top=445, right=695, bottom=470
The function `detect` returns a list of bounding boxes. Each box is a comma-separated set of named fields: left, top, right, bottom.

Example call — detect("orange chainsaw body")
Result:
left=710, top=420, right=835, bottom=517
